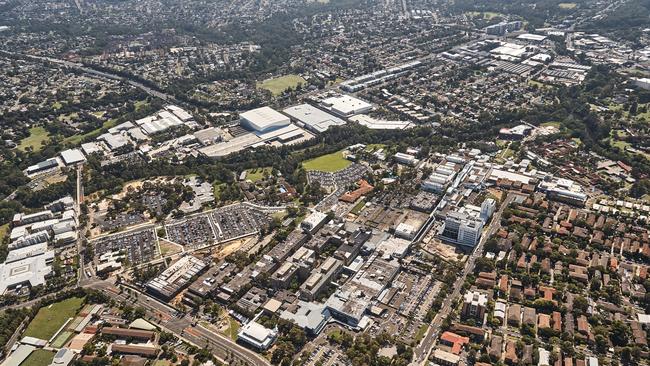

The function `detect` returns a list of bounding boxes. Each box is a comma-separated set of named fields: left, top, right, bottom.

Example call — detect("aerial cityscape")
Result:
left=0, top=1, right=649, bottom=366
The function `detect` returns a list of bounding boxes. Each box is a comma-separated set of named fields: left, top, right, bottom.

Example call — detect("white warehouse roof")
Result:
left=60, top=149, right=86, bottom=166
left=282, top=104, right=346, bottom=133
left=240, top=107, right=290, bottom=133
left=320, top=95, right=372, bottom=117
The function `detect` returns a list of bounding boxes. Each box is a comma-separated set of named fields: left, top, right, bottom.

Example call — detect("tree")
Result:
left=610, top=321, right=629, bottom=347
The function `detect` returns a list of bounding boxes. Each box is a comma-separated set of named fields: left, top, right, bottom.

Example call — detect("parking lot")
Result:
left=97, top=212, right=147, bottom=232
left=164, top=203, right=271, bottom=249
left=92, top=226, right=159, bottom=264
left=211, top=204, right=271, bottom=241
left=308, top=163, right=371, bottom=189
left=165, top=214, right=216, bottom=247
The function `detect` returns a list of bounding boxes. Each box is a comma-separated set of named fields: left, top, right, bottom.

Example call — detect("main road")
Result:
left=412, top=191, right=523, bottom=365
left=84, top=280, right=270, bottom=366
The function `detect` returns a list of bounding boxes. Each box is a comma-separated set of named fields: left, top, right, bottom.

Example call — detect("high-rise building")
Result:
left=442, top=211, right=484, bottom=247
left=480, top=198, right=496, bottom=223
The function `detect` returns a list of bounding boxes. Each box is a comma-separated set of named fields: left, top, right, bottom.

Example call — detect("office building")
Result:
left=300, top=257, right=343, bottom=301
left=442, top=211, right=484, bottom=247
left=394, top=152, right=418, bottom=166
left=237, top=321, right=277, bottom=350
left=279, top=301, right=331, bottom=336
left=0, top=243, right=55, bottom=295
left=538, top=178, right=588, bottom=207
left=146, top=256, right=208, bottom=300
left=301, top=211, right=328, bottom=234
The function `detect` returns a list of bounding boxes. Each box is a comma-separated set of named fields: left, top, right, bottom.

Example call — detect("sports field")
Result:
left=50, top=331, right=73, bottom=348
left=257, top=74, right=306, bottom=96
left=302, top=151, right=351, bottom=172
left=18, top=126, right=51, bottom=152
left=21, top=349, right=55, bottom=366
left=24, top=297, right=84, bottom=340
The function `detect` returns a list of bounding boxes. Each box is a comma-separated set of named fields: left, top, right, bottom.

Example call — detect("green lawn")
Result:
left=0, top=223, right=8, bottom=243
left=20, top=349, right=55, bottom=366
left=246, top=167, right=272, bottom=182
left=350, top=199, right=366, bottom=215
left=540, top=121, right=561, bottom=128
left=466, top=11, right=503, bottom=20
left=257, top=74, right=306, bottom=96
left=213, top=183, right=226, bottom=200
left=224, top=318, right=240, bottom=340
left=18, top=126, right=51, bottom=152
left=528, top=80, right=553, bottom=90
left=52, top=102, right=63, bottom=110
left=495, top=139, right=509, bottom=148
left=559, top=2, right=577, bottom=9
left=134, top=100, right=148, bottom=112
left=415, top=324, right=429, bottom=342
left=303, top=151, right=351, bottom=172
left=364, top=143, right=386, bottom=152
left=24, top=297, right=84, bottom=340
left=64, top=118, right=119, bottom=145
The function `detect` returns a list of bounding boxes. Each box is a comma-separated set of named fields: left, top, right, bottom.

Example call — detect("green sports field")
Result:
left=23, top=297, right=84, bottom=340
left=20, top=349, right=55, bottom=366
left=257, top=74, right=306, bottom=96
left=302, top=151, right=351, bottom=172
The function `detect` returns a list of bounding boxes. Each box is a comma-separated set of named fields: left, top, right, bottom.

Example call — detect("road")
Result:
left=76, top=165, right=89, bottom=285
left=1, top=51, right=176, bottom=103
left=84, top=280, right=270, bottom=366
left=412, top=192, right=523, bottom=365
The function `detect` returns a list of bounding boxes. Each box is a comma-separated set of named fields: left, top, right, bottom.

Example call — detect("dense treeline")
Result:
left=0, top=162, right=29, bottom=198
left=72, top=124, right=452, bottom=200
left=0, top=308, right=31, bottom=351
left=447, top=0, right=585, bottom=28
left=579, top=0, right=650, bottom=46
left=526, top=65, right=650, bottom=177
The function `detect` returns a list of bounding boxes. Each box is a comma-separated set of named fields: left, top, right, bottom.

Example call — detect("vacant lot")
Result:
left=303, top=151, right=351, bottom=172
left=19, top=126, right=51, bottom=152
left=257, top=74, right=306, bottom=96
left=24, top=297, right=84, bottom=340
left=21, top=349, right=55, bottom=366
